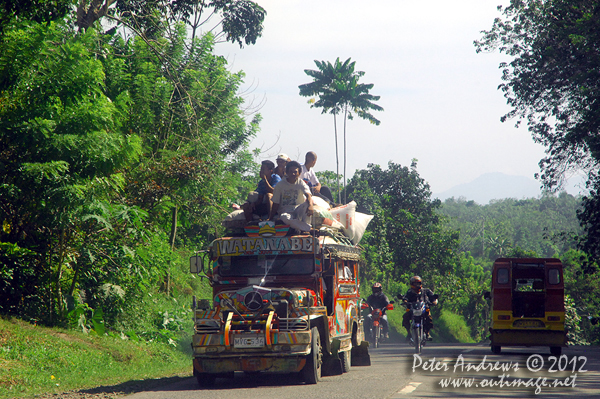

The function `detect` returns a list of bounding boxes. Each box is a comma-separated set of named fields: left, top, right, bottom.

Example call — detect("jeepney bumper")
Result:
left=194, top=356, right=307, bottom=373
left=192, top=331, right=312, bottom=373
left=490, top=329, right=567, bottom=347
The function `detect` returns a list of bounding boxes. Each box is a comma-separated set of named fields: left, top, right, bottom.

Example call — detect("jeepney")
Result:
left=486, top=257, right=567, bottom=355
left=189, top=227, right=370, bottom=386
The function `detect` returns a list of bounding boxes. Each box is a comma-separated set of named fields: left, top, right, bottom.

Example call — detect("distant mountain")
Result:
left=433, top=172, right=541, bottom=204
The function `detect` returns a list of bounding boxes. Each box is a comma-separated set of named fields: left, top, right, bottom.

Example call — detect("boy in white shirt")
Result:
left=270, top=161, right=314, bottom=233
left=300, top=151, right=335, bottom=204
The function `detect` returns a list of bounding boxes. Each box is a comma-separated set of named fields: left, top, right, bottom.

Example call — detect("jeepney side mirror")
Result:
left=190, top=255, right=203, bottom=274
left=483, top=291, right=491, bottom=300
left=190, top=251, right=213, bottom=282
left=197, top=299, right=211, bottom=310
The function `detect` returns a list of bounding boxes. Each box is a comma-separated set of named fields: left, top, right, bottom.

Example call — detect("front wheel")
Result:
left=550, top=346, right=562, bottom=356
left=414, top=326, right=422, bottom=354
left=302, top=327, right=322, bottom=384
left=340, top=350, right=351, bottom=373
left=374, top=324, right=380, bottom=348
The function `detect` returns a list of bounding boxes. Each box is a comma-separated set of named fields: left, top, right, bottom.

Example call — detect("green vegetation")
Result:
left=0, top=317, right=191, bottom=399
left=475, top=0, right=600, bottom=259
left=1, top=0, right=600, bottom=396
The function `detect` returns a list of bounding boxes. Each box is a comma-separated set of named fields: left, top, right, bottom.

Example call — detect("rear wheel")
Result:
left=302, top=327, right=322, bottom=384
left=550, top=346, right=562, bottom=356
left=491, top=345, right=501, bottom=354
left=340, top=350, right=351, bottom=373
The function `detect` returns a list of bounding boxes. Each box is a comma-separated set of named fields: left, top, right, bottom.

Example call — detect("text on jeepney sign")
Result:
left=216, top=236, right=315, bottom=256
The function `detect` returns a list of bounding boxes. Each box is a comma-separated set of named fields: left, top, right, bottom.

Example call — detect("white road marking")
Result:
left=397, top=382, right=422, bottom=394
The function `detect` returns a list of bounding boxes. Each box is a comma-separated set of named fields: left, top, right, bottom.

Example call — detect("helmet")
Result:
left=410, top=275, right=422, bottom=287
left=372, top=282, right=382, bottom=294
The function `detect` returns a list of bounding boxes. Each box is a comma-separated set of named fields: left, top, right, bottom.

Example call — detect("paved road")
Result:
left=125, top=343, right=600, bottom=399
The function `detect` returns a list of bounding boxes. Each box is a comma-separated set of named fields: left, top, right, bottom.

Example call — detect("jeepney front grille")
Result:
left=194, top=320, right=220, bottom=334
left=230, top=313, right=271, bottom=332
left=278, top=318, right=309, bottom=331
left=227, top=314, right=309, bottom=332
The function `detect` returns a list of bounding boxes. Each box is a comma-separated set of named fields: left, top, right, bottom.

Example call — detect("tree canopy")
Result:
left=475, top=0, right=600, bottom=257
left=299, top=57, right=383, bottom=203
left=0, top=8, right=259, bottom=328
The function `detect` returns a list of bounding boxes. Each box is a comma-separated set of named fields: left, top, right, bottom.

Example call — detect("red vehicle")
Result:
left=361, top=302, right=394, bottom=348
left=485, top=258, right=567, bottom=355
left=189, top=227, right=370, bottom=386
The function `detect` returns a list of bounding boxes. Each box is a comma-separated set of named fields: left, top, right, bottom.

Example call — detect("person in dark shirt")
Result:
left=366, top=282, right=390, bottom=338
left=402, top=275, right=437, bottom=341
left=242, top=160, right=281, bottom=222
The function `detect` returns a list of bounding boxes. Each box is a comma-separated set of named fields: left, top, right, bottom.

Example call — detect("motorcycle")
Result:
left=399, top=293, right=438, bottom=353
left=361, top=301, right=394, bottom=348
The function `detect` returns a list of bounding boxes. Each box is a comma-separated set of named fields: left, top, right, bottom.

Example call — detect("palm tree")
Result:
left=299, top=57, right=382, bottom=203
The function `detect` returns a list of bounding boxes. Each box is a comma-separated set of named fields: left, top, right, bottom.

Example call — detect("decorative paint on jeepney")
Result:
left=195, top=309, right=218, bottom=319
left=335, top=301, right=347, bottom=334
left=212, top=236, right=317, bottom=257
left=193, top=334, right=224, bottom=346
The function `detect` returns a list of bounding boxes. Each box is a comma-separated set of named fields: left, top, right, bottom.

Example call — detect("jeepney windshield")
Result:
left=218, top=254, right=314, bottom=277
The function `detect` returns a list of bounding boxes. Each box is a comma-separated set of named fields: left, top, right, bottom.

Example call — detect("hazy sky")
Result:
left=215, top=0, right=554, bottom=194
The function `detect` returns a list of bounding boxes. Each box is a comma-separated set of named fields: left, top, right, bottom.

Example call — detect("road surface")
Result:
left=125, top=343, right=600, bottom=399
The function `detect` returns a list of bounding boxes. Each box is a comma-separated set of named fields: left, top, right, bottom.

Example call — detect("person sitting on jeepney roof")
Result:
left=269, top=161, right=315, bottom=233
left=402, top=275, right=438, bottom=341
left=242, top=160, right=281, bottom=222
left=300, top=151, right=335, bottom=205
left=366, top=282, right=391, bottom=339
left=274, top=153, right=290, bottom=180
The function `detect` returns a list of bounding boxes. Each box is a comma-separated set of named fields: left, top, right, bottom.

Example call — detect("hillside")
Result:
left=434, top=172, right=541, bottom=204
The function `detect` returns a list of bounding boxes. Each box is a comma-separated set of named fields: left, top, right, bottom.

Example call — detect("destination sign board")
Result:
left=214, top=236, right=317, bottom=256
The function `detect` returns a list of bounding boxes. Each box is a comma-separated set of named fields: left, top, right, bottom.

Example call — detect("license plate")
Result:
left=514, top=320, right=544, bottom=328
left=234, top=336, right=265, bottom=348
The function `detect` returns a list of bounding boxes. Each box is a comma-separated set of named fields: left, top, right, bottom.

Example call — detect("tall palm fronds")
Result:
left=299, top=57, right=383, bottom=203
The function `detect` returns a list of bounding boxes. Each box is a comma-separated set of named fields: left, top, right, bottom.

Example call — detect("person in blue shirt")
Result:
left=242, top=160, right=281, bottom=222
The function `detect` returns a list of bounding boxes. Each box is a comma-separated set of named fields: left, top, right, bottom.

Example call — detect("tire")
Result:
left=195, top=373, right=216, bottom=388
left=374, top=325, right=380, bottom=348
left=414, top=326, right=422, bottom=354
left=340, top=350, right=351, bottom=373
left=302, top=327, right=322, bottom=384
left=491, top=345, right=501, bottom=354
left=550, top=346, right=562, bottom=356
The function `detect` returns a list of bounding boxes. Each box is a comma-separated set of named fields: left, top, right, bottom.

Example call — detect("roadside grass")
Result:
left=435, top=310, right=475, bottom=343
left=387, top=307, right=475, bottom=344
left=0, top=317, right=192, bottom=399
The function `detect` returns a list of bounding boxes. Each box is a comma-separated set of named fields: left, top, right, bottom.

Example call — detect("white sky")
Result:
left=215, top=0, right=551, bottom=194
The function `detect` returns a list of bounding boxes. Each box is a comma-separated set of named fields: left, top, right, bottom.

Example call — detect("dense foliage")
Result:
left=475, top=0, right=600, bottom=258
left=0, top=0, right=598, bottom=347
left=346, top=162, right=491, bottom=341
left=0, top=3, right=260, bottom=339
left=440, top=193, right=582, bottom=260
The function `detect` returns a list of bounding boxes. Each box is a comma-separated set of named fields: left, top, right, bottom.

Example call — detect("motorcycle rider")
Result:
left=402, top=275, right=437, bottom=341
left=366, top=282, right=390, bottom=339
